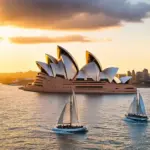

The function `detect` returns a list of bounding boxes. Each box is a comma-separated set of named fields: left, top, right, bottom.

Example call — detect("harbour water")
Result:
left=0, top=84, right=150, bottom=149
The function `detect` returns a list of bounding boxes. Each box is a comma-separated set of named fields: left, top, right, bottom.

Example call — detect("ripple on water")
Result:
left=1, top=85, right=150, bottom=149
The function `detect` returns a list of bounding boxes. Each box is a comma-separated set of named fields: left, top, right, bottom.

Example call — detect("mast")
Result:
left=70, top=95, right=72, bottom=126
left=136, top=92, right=139, bottom=114
left=57, top=89, right=79, bottom=126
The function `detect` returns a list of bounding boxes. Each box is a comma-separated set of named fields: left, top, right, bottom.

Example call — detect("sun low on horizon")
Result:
left=0, top=0, right=150, bottom=74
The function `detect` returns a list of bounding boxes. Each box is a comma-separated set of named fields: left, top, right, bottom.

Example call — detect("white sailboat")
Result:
left=52, top=90, right=88, bottom=133
left=125, top=92, right=148, bottom=121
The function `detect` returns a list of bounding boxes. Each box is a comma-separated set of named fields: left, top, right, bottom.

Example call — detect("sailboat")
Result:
left=52, top=90, right=88, bottom=133
left=125, top=92, right=148, bottom=121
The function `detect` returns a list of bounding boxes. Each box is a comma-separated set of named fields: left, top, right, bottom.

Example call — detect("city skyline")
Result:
left=0, top=0, right=150, bottom=73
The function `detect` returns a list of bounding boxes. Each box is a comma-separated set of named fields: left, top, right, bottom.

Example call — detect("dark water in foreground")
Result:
left=0, top=85, right=150, bottom=150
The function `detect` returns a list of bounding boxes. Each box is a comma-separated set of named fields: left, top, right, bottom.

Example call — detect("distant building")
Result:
left=127, top=71, right=132, bottom=76
left=143, top=68, right=149, bottom=81
left=136, top=72, right=143, bottom=81
left=132, top=70, right=136, bottom=82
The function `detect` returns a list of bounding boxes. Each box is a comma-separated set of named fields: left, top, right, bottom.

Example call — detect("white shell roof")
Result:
left=103, top=67, right=119, bottom=83
left=50, top=63, right=56, bottom=77
left=99, top=72, right=108, bottom=80
left=120, top=76, right=132, bottom=84
left=57, top=45, right=79, bottom=72
left=86, top=51, right=102, bottom=71
left=36, top=61, right=53, bottom=76
left=61, top=54, right=78, bottom=80
left=76, top=70, right=87, bottom=80
left=50, top=60, right=67, bottom=78
left=35, top=45, right=129, bottom=84
left=80, top=62, right=100, bottom=81
left=45, top=54, right=57, bottom=64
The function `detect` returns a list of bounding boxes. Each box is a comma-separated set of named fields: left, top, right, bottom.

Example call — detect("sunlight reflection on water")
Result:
left=0, top=84, right=150, bottom=149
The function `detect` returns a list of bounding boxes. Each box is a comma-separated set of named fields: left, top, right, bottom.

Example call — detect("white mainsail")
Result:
left=138, top=93, right=146, bottom=115
left=57, top=101, right=71, bottom=124
left=71, top=90, right=79, bottom=124
left=57, top=90, right=79, bottom=125
left=128, top=92, right=147, bottom=116
left=128, top=96, right=138, bottom=114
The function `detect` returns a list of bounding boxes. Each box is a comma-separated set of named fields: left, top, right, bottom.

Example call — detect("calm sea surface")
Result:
left=0, top=84, right=150, bottom=150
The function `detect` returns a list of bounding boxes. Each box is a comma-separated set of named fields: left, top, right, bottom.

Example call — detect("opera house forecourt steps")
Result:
left=21, top=45, right=136, bottom=94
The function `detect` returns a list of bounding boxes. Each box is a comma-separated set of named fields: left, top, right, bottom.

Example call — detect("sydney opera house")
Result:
left=22, top=45, right=136, bottom=94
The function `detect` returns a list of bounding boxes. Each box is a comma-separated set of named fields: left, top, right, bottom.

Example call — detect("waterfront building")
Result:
left=22, top=45, right=136, bottom=94
left=143, top=69, right=149, bottom=81
left=136, top=72, right=143, bottom=82
left=132, top=70, right=136, bottom=83
left=127, top=71, right=132, bottom=76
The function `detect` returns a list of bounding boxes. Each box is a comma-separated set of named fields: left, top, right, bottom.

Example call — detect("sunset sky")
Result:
left=0, top=0, right=150, bottom=73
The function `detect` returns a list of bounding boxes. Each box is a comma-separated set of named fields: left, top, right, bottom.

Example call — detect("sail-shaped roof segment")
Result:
left=79, top=62, right=100, bottom=81
left=86, top=51, right=102, bottom=72
left=57, top=45, right=79, bottom=71
left=50, top=60, right=67, bottom=78
left=57, top=46, right=79, bottom=79
left=99, top=72, right=108, bottom=81
left=60, top=53, right=78, bottom=80
left=103, top=67, right=118, bottom=83
left=76, top=65, right=118, bottom=82
left=36, top=61, right=53, bottom=76
left=45, top=54, right=57, bottom=64
left=50, top=63, right=56, bottom=77
left=76, top=70, right=87, bottom=80
left=120, top=76, right=132, bottom=84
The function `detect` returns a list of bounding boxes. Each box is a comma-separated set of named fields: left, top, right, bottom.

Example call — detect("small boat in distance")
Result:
left=52, top=89, right=88, bottom=133
left=125, top=92, right=148, bottom=122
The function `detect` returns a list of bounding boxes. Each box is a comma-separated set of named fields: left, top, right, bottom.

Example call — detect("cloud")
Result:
left=9, top=35, right=94, bottom=44
left=0, top=0, right=150, bottom=30
left=9, top=35, right=112, bottom=44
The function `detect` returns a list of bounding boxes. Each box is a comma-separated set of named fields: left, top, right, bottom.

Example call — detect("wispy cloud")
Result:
left=9, top=35, right=112, bottom=44
left=0, top=0, right=150, bottom=30
left=9, top=35, right=93, bottom=44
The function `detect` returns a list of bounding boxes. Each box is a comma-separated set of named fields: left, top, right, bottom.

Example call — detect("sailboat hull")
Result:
left=125, top=114, right=148, bottom=122
left=52, top=126, right=88, bottom=133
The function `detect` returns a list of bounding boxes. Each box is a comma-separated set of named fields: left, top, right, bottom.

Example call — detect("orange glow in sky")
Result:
left=0, top=26, right=20, bottom=38
left=0, top=19, right=150, bottom=73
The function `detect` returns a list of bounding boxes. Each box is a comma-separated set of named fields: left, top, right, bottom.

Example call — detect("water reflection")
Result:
left=79, top=94, right=104, bottom=125
left=56, top=133, right=88, bottom=150
left=1, top=85, right=150, bottom=149
left=125, top=120, right=148, bottom=148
